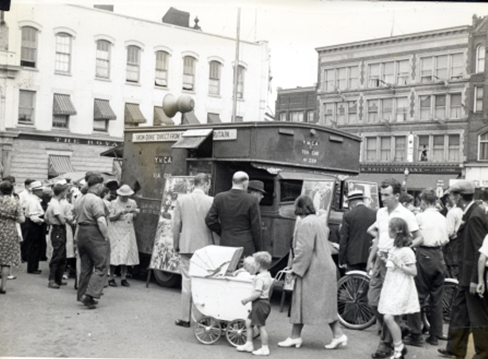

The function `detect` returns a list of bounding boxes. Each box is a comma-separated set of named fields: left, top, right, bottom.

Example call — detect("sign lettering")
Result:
left=154, top=156, right=173, bottom=164
left=213, top=129, right=237, bottom=141
left=132, top=131, right=185, bottom=143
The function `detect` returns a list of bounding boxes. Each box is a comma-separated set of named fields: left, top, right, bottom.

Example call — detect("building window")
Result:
left=477, top=45, right=485, bottom=73
left=420, top=54, right=465, bottom=82
left=396, top=97, right=408, bottom=122
left=93, top=119, right=108, bottom=131
left=479, top=132, right=488, bottom=160
left=348, top=66, right=358, bottom=89
left=369, top=61, right=410, bottom=88
left=324, top=103, right=334, bottom=125
left=183, top=56, right=196, bottom=91
left=155, top=51, right=169, bottom=87
left=368, top=64, right=380, bottom=87
left=290, top=111, right=304, bottom=122
left=394, top=136, right=406, bottom=162
left=52, top=94, right=77, bottom=129
left=475, top=86, right=484, bottom=113
left=53, top=115, right=69, bottom=128
left=381, top=98, right=393, bottom=122
left=365, top=137, right=377, bottom=161
left=126, top=45, right=141, bottom=83
left=383, top=62, right=394, bottom=85
left=380, top=137, right=391, bottom=162
left=435, top=55, right=448, bottom=80
left=307, top=110, right=315, bottom=123
left=448, top=134, right=460, bottom=162
left=347, top=102, right=357, bottom=123
left=420, top=95, right=431, bottom=120
left=235, top=116, right=243, bottom=122
left=337, top=103, right=346, bottom=124
left=367, top=100, right=378, bottom=123
left=208, top=61, right=221, bottom=95
left=435, top=95, right=446, bottom=119
left=418, top=135, right=429, bottom=161
left=20, top=27, right=38, bottom=68
left=420, top=57, right=433, bottom=83
left=324, top=69, right=335, bottom=92
left=280, top=112, right=287, bottom=122
left=236, top=65, right=245, bottom=99
left=95, top=40, right=111, bottom=79
left=450, top=93, right=462, bottom=119
left=450, top=53, right=464, bottom=80
left=55, top=33, right=72, bottom=73
left=18, top=90, right=35, bottom=124
left=397, top=60, right=409, bottom=85
left=337, top=67, right=347, bottom=90
left=432, top=135, right=445, bottom=162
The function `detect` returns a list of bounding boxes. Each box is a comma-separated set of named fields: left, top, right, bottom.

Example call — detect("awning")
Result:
left=353, top=173, right=461, bottom=190
left=48, top=155, right=75, bottom=177
left=100, top=145, right=123, bottom=158
left=153, top=106, right=174, bottom=126
left=278, top=171, right=336, bottom=181
left=53, top=94, right=77, bottom=116
left=125, top=103, right=147, bottom=124
left=182, top=110, right=200, bottom=125
left=207, top=113, right=221, bottom=124
left=94, top=99, right=117, bottom=121
left=172, top=128, right=212, bottom=149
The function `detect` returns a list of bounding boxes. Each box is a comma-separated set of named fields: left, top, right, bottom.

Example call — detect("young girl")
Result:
left=378, top=217, right=420, bottom=359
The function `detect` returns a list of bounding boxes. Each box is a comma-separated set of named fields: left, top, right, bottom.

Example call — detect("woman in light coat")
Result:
left=278, top=195, right=347, bottom=350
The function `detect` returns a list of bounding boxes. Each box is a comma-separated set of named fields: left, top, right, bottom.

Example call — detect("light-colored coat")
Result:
left=290, top=214, right=338, bottom=325
left=173, top=189, right=214, bottom=254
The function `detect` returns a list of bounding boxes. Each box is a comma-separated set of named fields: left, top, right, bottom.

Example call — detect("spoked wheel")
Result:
left=194, top=317, right=222, bottom=345
left=337, top=272, right=376, bottom=330
left=442, top=279, right=458, bottom=323
left=225, top=319, right=247, bottom=347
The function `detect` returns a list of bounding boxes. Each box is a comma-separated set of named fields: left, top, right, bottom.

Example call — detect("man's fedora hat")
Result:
left=30, top=180, right=45, bottom=191
left=248, top=180, right=266, bottom=194
left=347, top=190, right=364, bottom=202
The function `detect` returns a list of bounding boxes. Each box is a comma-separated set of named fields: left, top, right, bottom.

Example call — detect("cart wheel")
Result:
left=194, top=317, right=222, bottom=345
left=225, top=320, right=247, bottom=347
left=337, top=272, right=376, bottom=330
left=442, top=278, right=458, bottom=323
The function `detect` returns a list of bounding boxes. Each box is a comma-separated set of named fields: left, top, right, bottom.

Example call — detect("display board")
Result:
left=148, top=176, right=195, bottom=272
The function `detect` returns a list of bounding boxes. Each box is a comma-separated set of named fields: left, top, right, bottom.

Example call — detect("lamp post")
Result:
left=404, top=168, right=409, bottom=193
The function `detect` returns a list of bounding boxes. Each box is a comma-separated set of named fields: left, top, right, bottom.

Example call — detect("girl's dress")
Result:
left=108, top=198, right=140, bottom=266
left=378, top=246, right=420, bottom=316
left=0, top=196, right=22, bottom=267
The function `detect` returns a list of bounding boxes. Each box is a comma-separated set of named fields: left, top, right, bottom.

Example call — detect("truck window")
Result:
left=280, top=180, right=302, bottom=203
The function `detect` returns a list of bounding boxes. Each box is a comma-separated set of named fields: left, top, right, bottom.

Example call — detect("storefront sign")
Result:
left=360, top=165, right=460, bottom=174
left=154, top=156, right=173, bottom=164
left=213, top=129, right=237, bottom=140
left=407, top=134, right=414, bottom=163
left=18, top=133, right=122, bottom=147
left=132, top=131, right=185, bottom=143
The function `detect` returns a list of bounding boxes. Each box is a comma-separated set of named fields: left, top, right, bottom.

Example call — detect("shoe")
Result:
left=403, top=334, right=424, bottom=347
left=121, top=279, right=130, bottom=287
left=236, top=342, right=254, bottom=352
left=48, top=281, right=60, bottom=289
left=437, top=335, right=448, bottom=341
left=325, top=334, right=347, bottom=349
left=108, top=279, right=117, bottom=287
left=81, top=295, right=97, bottom=309
left=57, top=282, right=68, bottom=286
left=278, top=337, right=303, bottom=348
left=28, top=270, right=42, bottom=274
left=426, top=336, right=438, bottom=346
left=372, top=350, right=393, bottom=359
left=0, top=289, right=6, bottom=294
left=7, top=275, right=16, bottom=280
left=390, top=344, right=407, bottom=359
left=437, top=348, right=464, bottom=358
left=175, top=320, right=190, bottom=328
left=252, top=347, right=270, bottom=356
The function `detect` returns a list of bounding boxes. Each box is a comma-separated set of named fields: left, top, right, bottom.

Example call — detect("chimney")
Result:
left=94, top=5, right=114, bottom=12
left=162, top=7, right=190, bottom=27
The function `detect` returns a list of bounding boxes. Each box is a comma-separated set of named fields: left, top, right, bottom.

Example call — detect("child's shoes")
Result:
left=236, top=342, right=254, bottom=353
left=252, top=346, right=270, bottom=356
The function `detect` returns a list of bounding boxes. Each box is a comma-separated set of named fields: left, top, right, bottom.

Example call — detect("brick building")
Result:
left=275, top=86, right=317, bottom=123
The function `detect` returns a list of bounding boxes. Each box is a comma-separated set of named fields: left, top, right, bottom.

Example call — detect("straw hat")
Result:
left=116, top=184, right=134, bottom=196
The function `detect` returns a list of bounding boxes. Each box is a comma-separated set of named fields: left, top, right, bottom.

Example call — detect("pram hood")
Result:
left=189, top=245, right=243, bottom=278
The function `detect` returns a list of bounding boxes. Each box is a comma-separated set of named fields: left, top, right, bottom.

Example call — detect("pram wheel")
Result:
left=225, top=320, right=247, bottom=347
left=194, top=317, right=222, bottom=345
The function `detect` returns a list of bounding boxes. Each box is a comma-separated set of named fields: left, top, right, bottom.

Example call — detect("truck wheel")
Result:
left=153, top=270, right=180, bottom=287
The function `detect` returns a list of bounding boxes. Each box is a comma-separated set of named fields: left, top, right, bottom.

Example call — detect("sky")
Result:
left=17, top=0, right=488, bottom=108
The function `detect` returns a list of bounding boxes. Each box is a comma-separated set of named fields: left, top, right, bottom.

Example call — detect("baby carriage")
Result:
left=190, top=245, right=254, bottom=347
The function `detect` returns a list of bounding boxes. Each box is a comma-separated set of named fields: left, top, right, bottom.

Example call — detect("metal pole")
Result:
left=232, top=8, right=241, bottom=122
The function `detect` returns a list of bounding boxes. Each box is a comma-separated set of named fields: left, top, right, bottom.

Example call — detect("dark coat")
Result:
left=205, top=188, right=262, bottom=257
left=457, top=203, right=488, bottom=287
left=339, top=203, right=376, bottom=267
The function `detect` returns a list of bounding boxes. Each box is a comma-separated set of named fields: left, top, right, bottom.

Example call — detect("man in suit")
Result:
left=173, top=173, right=214, bottom=328
left=339, top=190, right=376, bottom=272
left=439, top=180, right=488, bottom=359
left=206, top=171, right=262, bottom=257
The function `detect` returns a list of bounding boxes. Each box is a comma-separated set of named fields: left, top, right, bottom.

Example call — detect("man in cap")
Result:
left=438, top=180, right=488, bottom=359
left=248, top=180, right=266, bottom=204
left=206, top=171, right=263, bottom=257
left=74, top=172, right=109, bottom=309
left=45, top=182, right=69, bottom=289
left=23, top=180, right=46, bottom=274
left=339, top=190, right=376, bottom=272
left=173, top=173, right=214, bottom=328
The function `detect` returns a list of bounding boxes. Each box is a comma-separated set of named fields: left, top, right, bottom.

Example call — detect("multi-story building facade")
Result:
left=275, top=86, right=317, bottom=124
left=0, top=4, right=271, bottom=183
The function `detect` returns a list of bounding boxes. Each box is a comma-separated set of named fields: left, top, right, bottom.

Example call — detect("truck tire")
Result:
left=153, top=270, right=180, bottom=288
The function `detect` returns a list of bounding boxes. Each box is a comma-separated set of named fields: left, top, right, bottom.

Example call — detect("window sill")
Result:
left=21, top=67, right=39, bottom=72
left=182, top=89, right=196, bottom=94
left=51, top=127, right=70, bottom=132
left=54, top=71, right=72, bottom=77
left=154, top=85, right=169, bottom=91
left=95, top=77, right=111, bottom=82
left=16, top=122, right=35, bottom=127
left=125, top=81, right=141, bottom=87
left=208, top=94, right=221, bottom=99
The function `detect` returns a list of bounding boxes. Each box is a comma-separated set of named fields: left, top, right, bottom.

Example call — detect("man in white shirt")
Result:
left=19, top=178, right=35, bottom=262
left=406, top=188, right=449, bottom=347
left=444, top=193, right=463, bottom=279
left=23, top=180, right=46, bottom=274
left=366, top=178, right=422, bottom=359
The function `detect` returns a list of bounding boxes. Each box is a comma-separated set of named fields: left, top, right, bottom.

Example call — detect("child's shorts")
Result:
left=249, top=299, right=271, bottom=326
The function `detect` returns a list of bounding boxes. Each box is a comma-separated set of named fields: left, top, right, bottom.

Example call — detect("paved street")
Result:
left=0, top=261, right=474, bottom=359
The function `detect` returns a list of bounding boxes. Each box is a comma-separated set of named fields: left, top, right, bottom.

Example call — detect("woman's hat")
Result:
left=347, top=190, right=364, bottom=202
left=116, top=184, right=134, bottom=196
left=248, top=180, right=266, bottom=194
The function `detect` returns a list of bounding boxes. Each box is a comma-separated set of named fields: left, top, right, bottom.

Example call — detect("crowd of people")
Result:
left=1, top=170, right=488, bottom=359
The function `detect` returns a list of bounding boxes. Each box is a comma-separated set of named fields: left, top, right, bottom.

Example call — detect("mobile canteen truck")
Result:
left=121, top=121, right=379, bottom=286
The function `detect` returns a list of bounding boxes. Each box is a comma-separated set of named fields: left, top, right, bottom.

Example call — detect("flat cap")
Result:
left=448, top=180, right=475, bottom=195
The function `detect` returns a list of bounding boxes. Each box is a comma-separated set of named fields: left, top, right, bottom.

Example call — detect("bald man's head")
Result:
left=232, top=171, right=249, bottom=190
